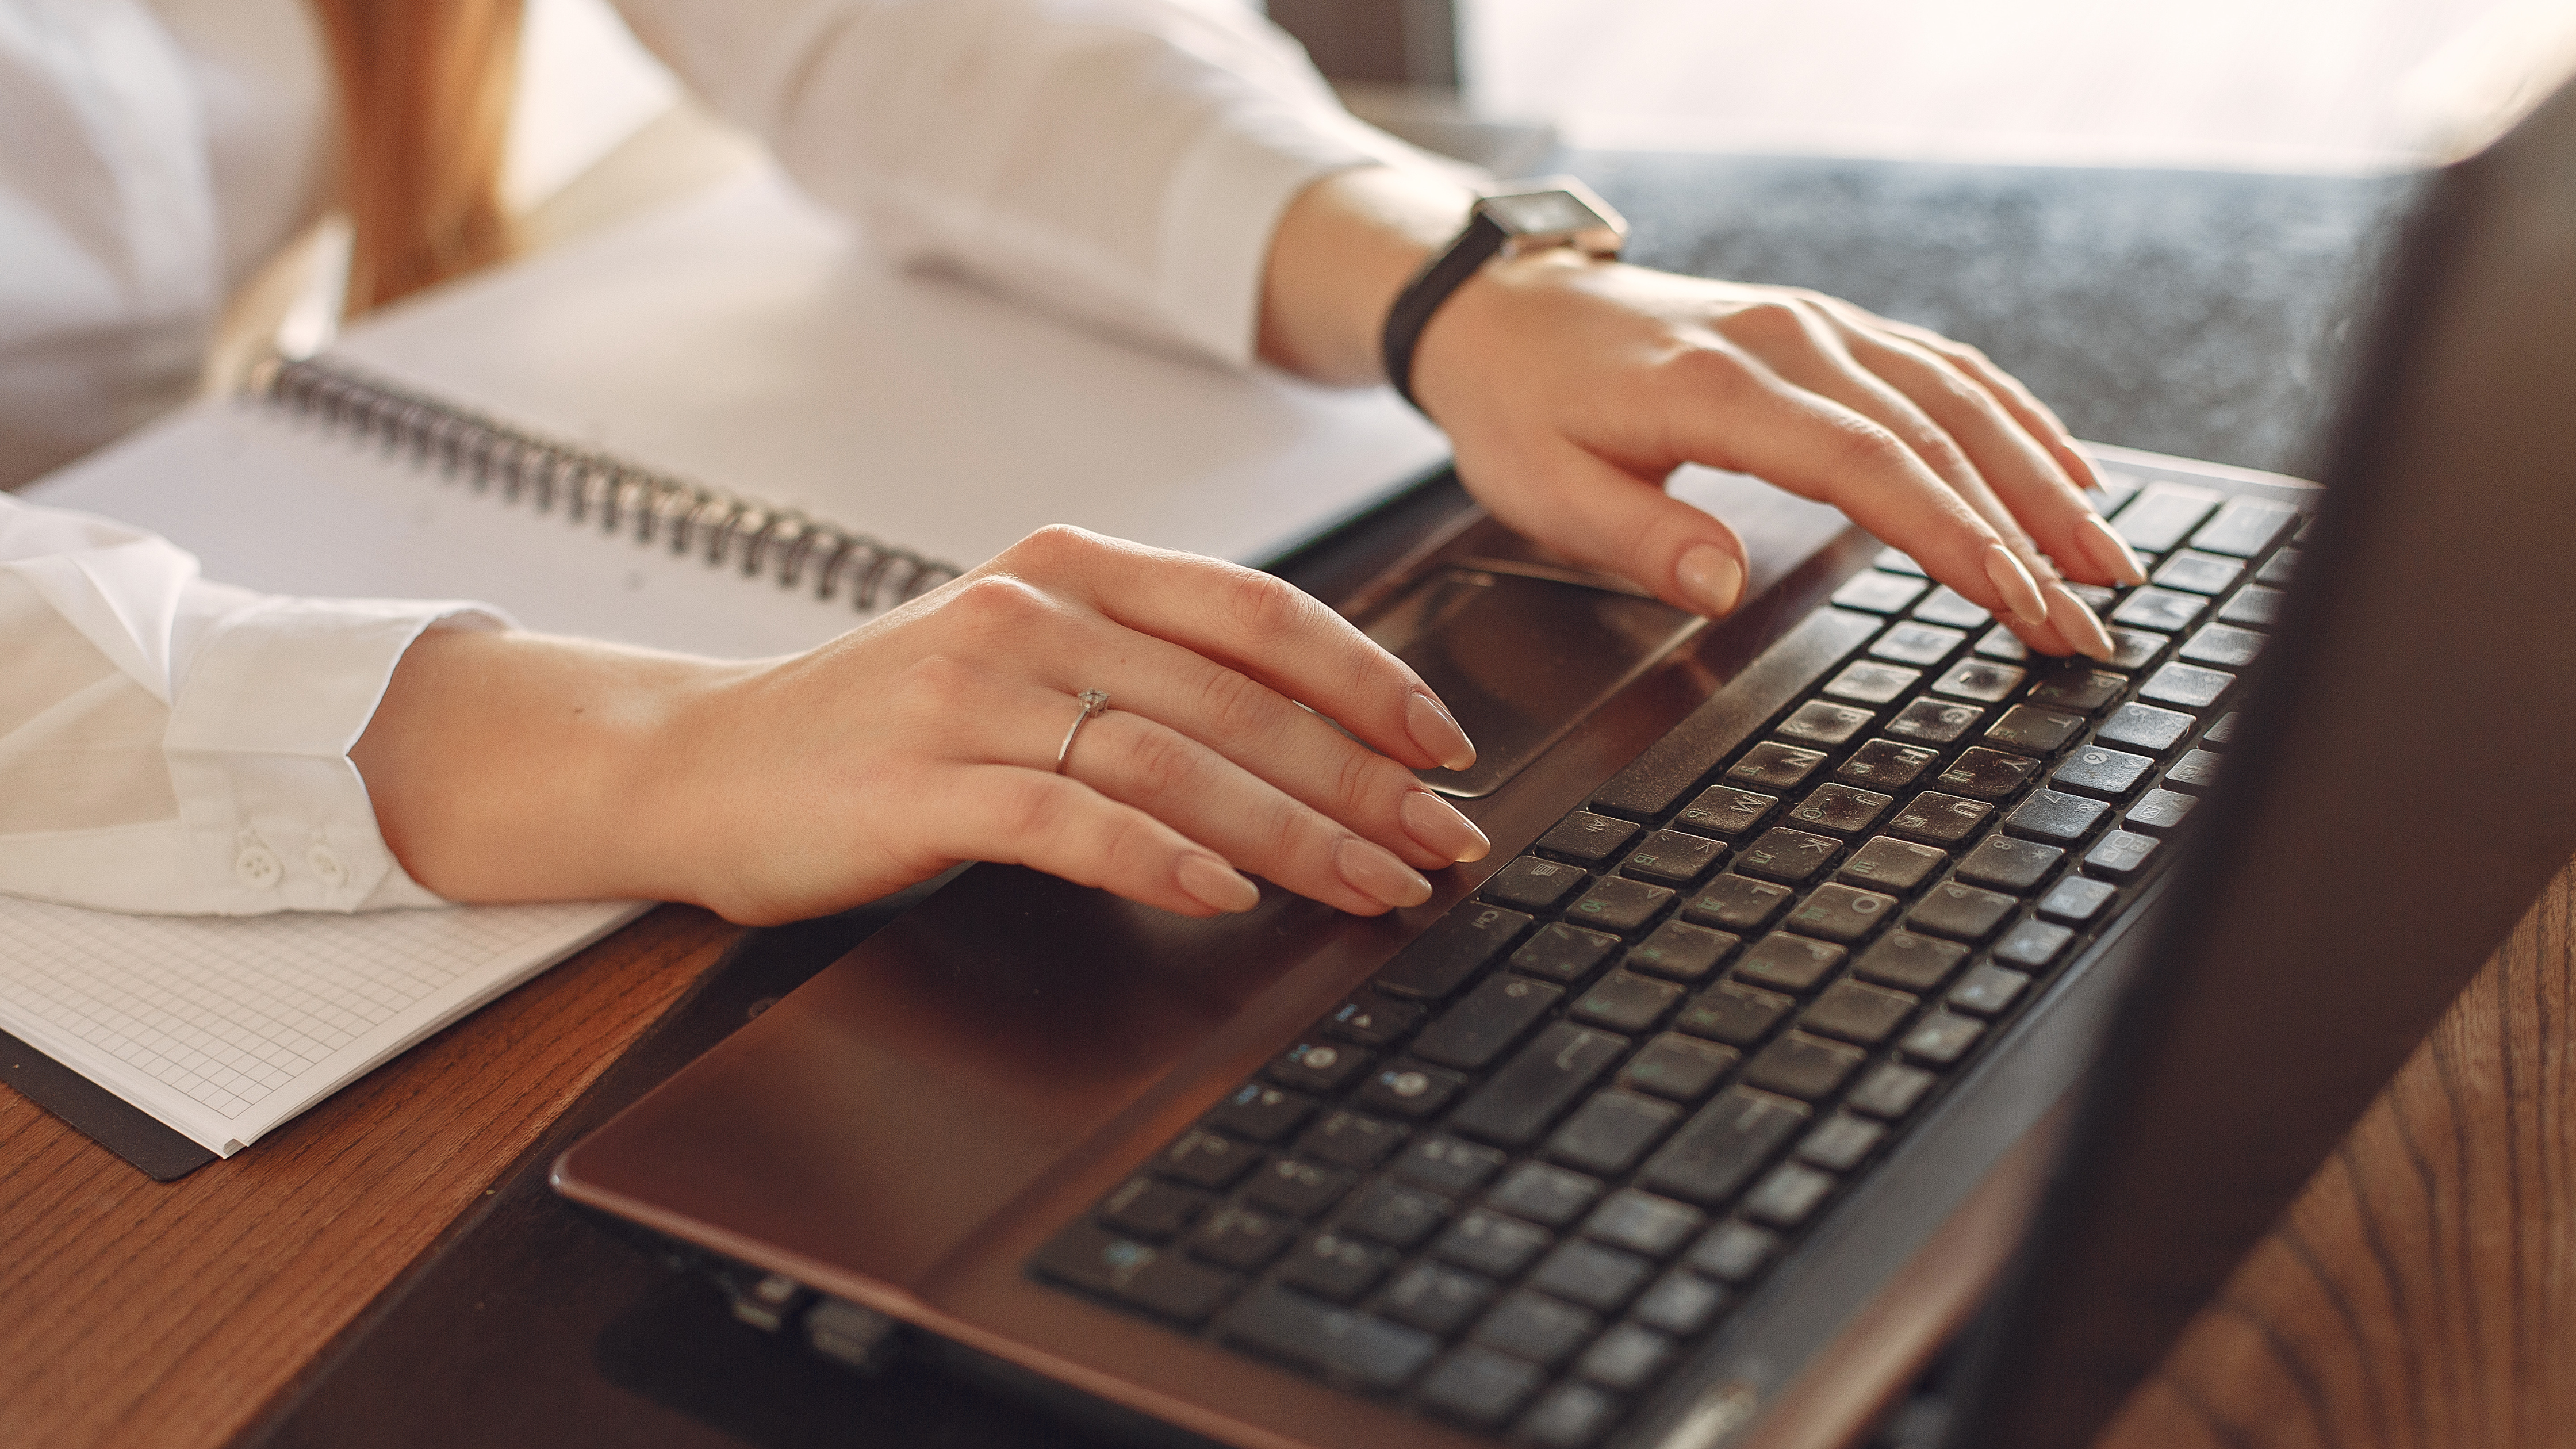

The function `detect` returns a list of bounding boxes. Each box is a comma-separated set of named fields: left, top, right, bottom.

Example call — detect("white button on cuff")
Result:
left=235, top=845, right=285, bottom=890
left=308, top=845, right=348, bottom=887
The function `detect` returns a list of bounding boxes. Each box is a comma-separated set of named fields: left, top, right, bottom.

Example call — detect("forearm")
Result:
left=1257, top=166, right=1472, bottom=384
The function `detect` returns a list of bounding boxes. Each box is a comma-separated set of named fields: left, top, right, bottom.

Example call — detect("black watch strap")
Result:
left=1379, top=179, right=1627, bottom=413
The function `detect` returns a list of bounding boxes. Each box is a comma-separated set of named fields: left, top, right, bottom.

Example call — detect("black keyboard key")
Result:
left=2191, top=497, right=2298, bottom=557
left=1948, top=961, right=2035, bottom=1014
left=1789, top=783, right=1895, bottom=837
left=1622, top=829, right=1726, bottom=886
left=1956, top=834, right=2064, bottom=892
left=1340, top=1180, right=1452, bottom=1249
left=1381, top=1263, right=1504, bottom=1330
left=1575, top=1322, right=1676, bottom=1392
left=1973, top=623, right=2031, bottom=662
left=2112, top=483, right=2221, bottom=553
left=1320, top=990, right=1425, bottom=1048
left=1278, top=1230, right=1396, bottom=1302
left=1742, top=1163, right=1837, bottom=1228
left=1218, top=1284, right=1438, bottom=1389
left=1838, top=835, right=1947, bottom=894
left=1422, top=1346, right=1548, bottom=1429
left=1831, top=570, right=1930, bottom=614
left=1640, top=1086, right=1811, bottom=1206
left=1736, top=826, right=1843, bottom=884
left=1932, top=658, right=2026, bottom=703
left=1511, top=922, right=1623, bottom=984
left=1437, top=1208, right=1554, bottom=1276
left=2025, top=666, right=2126, bottom=714
left=1682, top=873, right=1794, bottom=931
left=1529, top=1238, right=1657, bottom=1313
left=2003, top=787, right=2111, bottom=844
left=1796, top=1113, right=1888, bottom=1171
left=2104, top=627, right=2166, bottom=671
left=1631, top=1270, right=1728, bottom=1336
left=1354, top=1060, right=1469, bottom=1120
left=2085, top=829, right=2161, bottom=880
left=1885, top=697, right=1985, bottom=745
left=1799, top=979, right=1919, bottom=1045
left=1911, top=585, right=1990, bottom=628
left=1676, top=980, right=1795, bottom=1046
left=1380, top=1262, right=1498, bottom=1337
left=1743, top=1030, right=1867, bottom=1100
left=1377, top=903, right=1532, bottom=999
left=1626, top=919, right=1741, bottom=984
left=1486, top=1162, right=1606, bottom=1228
left=2140, top=662, right=2234, bottom=710
left=1823, top=660, right=1921, bottom=704
left=2125, top=787, right=2196, bottom=834
left=1535, top=810, right=1644, bottom=865
left=1243, top=1158, right=1356, bottom=1217
left=1852, top=930, right=1969, bottom=991
left=1155, top=1129, right=1258, bottom=1189
left=1674, top=784, right=1780, bottom=841
left=1101, top=1176, right=1212, bottom=1239
left=1984, top=704, right=2084, bottom=755
left=1267, top=1040, right=1372, bottom=1094
left=1189, top=1203, right=1299, bottom=1270
left=2165, top=747, right=2225, bottom=791
left=1451, top=1023, right=1630, bottom=1147
left=1733, top=932, right=1846, bottom=992
left=1785, top=882, right=1900, bottom=943
left=1836, top=738, right=1941, bottom=792
left=1727, top=741, right=1830, bottom=792
left=1567, top=876, right=1678, bottom=935
left=2038, top=875, right=2118, bottom=924
left=2152, top=549, right=2245, bottom=595
left=1036, top=1223, right=1237, bottom=1325
left=1869, top=622, right=1966, bottom=666
left=1481, top=858, right=1588, bottom=915
left=2180, top=622, right=2265, bottom=668
left=2208, top=711, right=2237, bottom=743
left=1992, top=920, right=2074, bottom=971
left=1395, top=1134, right=1508, bottom=1196
left=1846, top=1063, right=1937, bottom=1118
left=2110, top=587, right=2205, bottom=634
left=1570, top=970, right=1685, bottom=1033
left=1889, top=791, right=1994, bottom=846
left=1908, top=881, right=2017, bottom=941
left=1413, top=974, right=1564, bottom=1070
left=1471, top=1292, right=1598, bottom=1369
left=1935, top=746, right=2040, bottom=800
left=1205, top=1083, right=1316, bottom=1143
left=1900, top=1011, right=1986, bottom=1065
left=2097, top=701, right=2194, bottom=753
left=1298, top=1110, right=1408, bottom=1169
left=1584, top=1190, right=1708, bottom=1258
left=2052, top=745, right=2154, bottom=798
left=1687, top=1220, right=1781, bottom=1282
left=1547, top=1090, right=1683, bottom=1176
left=2255, top=547, right=2300, bottom=586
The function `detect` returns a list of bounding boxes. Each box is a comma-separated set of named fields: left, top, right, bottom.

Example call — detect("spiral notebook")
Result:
left=7, top=167, right=1448, bottom=1173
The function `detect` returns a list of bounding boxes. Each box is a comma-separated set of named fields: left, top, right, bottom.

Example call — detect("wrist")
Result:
left=1258, top=166, right=1473, bottom=385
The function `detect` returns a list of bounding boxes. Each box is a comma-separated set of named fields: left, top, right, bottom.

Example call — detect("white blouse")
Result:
left=0, top=0, right=1415, bottom=915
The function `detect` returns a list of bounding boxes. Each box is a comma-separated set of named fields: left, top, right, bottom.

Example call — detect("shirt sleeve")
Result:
left=0, top=492, right=508, bottom=915
left=608, top=0, right=1454, bottom=367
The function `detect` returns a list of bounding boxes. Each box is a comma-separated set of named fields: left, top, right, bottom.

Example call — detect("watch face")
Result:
left=1482, top=190, right=1607, bottom=239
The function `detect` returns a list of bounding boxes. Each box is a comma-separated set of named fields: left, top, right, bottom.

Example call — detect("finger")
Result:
left=985, top=526, right=1478, bottom=772
left=1456, top=435, right=1751, bottom=618
left=933, top=764, right=1262, bottom=917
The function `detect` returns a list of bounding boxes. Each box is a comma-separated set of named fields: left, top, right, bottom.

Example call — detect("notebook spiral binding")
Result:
left=248, top=354, right=964, bottom=612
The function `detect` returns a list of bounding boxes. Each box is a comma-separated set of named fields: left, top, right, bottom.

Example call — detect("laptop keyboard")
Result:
left=1029, top=477, right=2304, bottom=1446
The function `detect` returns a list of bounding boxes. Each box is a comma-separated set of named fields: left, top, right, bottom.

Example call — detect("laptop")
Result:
left=551, top=78, right=2576, bottom=1449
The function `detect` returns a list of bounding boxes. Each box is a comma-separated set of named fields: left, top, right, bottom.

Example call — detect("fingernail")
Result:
left=1981, top=542, right=2052, bottom=628
left=2076, top=514, right=2148, bottom=585
left=1176, top=852, right=1260, bottom=913
left=1337, top=836, right=1433, bottom=910
left=1676, top=544, right=1745, bottom=617
left=1406, top=692, right=1477, bottom=771
left=1400, top=788, right=1490, bottom=864
left=2045, top=580, right=2116, bottom=662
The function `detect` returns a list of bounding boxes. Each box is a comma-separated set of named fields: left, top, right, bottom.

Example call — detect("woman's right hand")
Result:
left=357, top=526, right=1492, bottom=926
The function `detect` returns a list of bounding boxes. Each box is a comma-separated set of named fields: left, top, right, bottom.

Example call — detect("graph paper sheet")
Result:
left=0, top=896, right=642, bottom=1156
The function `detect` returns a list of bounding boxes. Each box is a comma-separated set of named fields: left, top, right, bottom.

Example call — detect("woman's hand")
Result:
left=1260, top=168, right=2147, bottom=658
left=355, top=527, right=1489, bottom=926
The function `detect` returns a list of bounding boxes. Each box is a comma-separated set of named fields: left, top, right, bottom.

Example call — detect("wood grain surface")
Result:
left=0, top=905, right=741, bottom=1449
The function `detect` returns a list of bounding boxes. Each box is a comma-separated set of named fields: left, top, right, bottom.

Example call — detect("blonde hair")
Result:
left=306, top=0, right=523, bottom=312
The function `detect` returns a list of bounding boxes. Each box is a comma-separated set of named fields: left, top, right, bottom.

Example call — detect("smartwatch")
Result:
left=1380, top=178, right=1628, bottom=412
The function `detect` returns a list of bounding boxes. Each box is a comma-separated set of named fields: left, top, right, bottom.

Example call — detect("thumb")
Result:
left=1467, top=440, right=1752, bottom=617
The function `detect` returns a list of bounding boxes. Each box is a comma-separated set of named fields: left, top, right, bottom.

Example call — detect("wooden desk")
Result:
left=5, top=858, right=2571, bottom=1449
